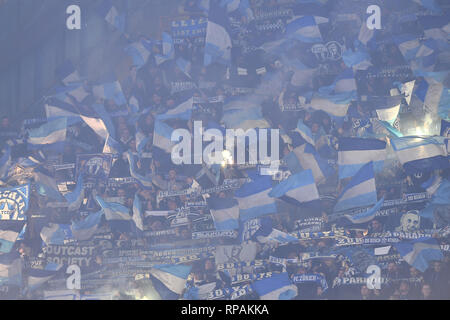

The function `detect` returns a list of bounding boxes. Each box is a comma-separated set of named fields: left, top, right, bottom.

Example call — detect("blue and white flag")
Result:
left=176, top=57, right=192, bottom=79
left=153, top=120, right=175, bottom=153
left=103, top=134, right=122, bottom=156
left=0, top=252, right=22, bottom=287
left=28, top=118, right=67, bottom=148
left=92, top=81, right=127, bottom=106
left=344, top=197, right=384, bottom=224
left=252, top=272, right=297, bottom=300
left=338, top=137, right=386, bottom=179
left=126, top=152, right=153, bottom=188
left=0, top=221, right=25, bottom=253
left=234, top=174, right=277, bottom=222
left=80, top=114, right=109, bottom=141
left=150, top=264, right=192, bottom=300
left=91, top=103, right=116, bottom=140
left=391, top=136, right=449, bottom=174
left=310, top=91, right=354, bottom=120
left=374, top=96, right=402, bottom=125
left=64, top=174, right=85, bottom=212
left=269, top=170, right=319, bottom=206
left=45, top=98, right=82, bottom=126
left=0, top=146, right=11, bottom=181
left=184, top=282, right=217, bottom=300
left=221, top=106, right=270, bottom=131
left=319, top=68, right=357, bottom=97
left=334, top=162, right=377, bottom=212
left=222, top=0, right=254, bottom=20
left=155, top=32, right=175, bottom=66
left=412, top=79, right=450, bottom=121
left=0, top=184, right=29, bottom=220
left=393, top=34, right=435, bottom=63
left=56, top=60, right=81, bottom=85
left=33, top=168, right=64, bottom=201
left=27, top=265, right=62, bottom=292
left=124, top=40, right=153, bottom=69
left=420, top=179, right=450, bottom=220
left=289, top=143, right=334, bottom=184
left=157, top=98, right=194, bottom=122
left=96, top=196, right=131, bottom=222
left=286, top=15, right=328, bottom=43
left=97, top=0, right=126, bottom=33
left=204, top=0, right=232, bottom=66
left=40, top=223, right=74, bottom=246
left=207, top=197, right=240, bottom=231
left=394, top=237, right=443, bottom=272
left=71, top=211, right=104, bottom=242
left=252, top=218, right=298, bottom=244
left=294, top=120, right=315, bottom=146
left=132, top=194, right=144, bottom=234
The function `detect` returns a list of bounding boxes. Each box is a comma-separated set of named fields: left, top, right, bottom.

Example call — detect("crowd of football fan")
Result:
left=0, top=0, right=448, bottom=300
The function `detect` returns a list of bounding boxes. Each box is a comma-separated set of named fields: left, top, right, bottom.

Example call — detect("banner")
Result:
left=42, top=245, right=96, bottom=268
left=0, top=184, right=29, bottom=220
left=171, top=18, right=207, bottom=39
left=76, top=154, right=112, bottom=181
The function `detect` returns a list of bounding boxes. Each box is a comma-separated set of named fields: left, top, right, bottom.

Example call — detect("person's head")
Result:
left=168, top=199, right=178, bottom=210
left=369, top=219, right=383, bottom=233
left=169, top=169, right=177, bottom=180
left=152, top=93, right=162, bottom=105
left=1, top=116, right=9, bottom=128
left=117, top=188, right=127, bottom=197
left=311, top=122, right=320, bottom=133
left=387, top=262, right=398, bottom=273
left=421, top=284, right=432, bottom=298
left=204, top=259, right=214, bottom=271
left=360, top=285, right=370, bottom=297
left=399, top=281, right=409, bottom=295
left=410, top=267, right=420, bottom=277
left=433, top=261, right=442, bottom=273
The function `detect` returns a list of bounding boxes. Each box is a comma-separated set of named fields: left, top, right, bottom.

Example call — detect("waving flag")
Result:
left=207, top=197, right=240, bottom=231
left=126, top=152, right=153, bottom=188
left=96, top=196, right=131, bottom=221
left=40, top=223, right=74, bottom=246
left=395, top=237, right=443, bottom=272
left=103, top=134, right=122, bottom=156
left=252, top=217, right=298, bottom=244
left=0, top=146, right=11, bottom=181
left=0, top=184, right=30, bottom=220
left=0, top=221, right=25, bottom=253
left=149, top=264, right=192, bottom=300
left=0, top=252, right=22, bottom=286
left=28, top=118, right=67, bottom=149
left=64, top=174, right=85, bottom=212
left=289, top=143, right=334, bottom=184
left=157, top=98, right=193, bottom=121
left=252, top=272, right=297, bottom=300
left=371, top=95, right=403, bottom=125
left=204, top=0, right=232, bottom=66
left=286, top=15, right=328, bottom=43
left=33, top=168, right=64, bottom=201
left=155, top=32, right=175, bottom=66
left=71, top=211, right=104, bottom=242
left=176, top=57, right=192, bottom=79
left=56, top=60, right=81, bottom=85
left=391, top=136, right=449, bottom=174
left=92, top=81, right=127, bottom=106
left=45, top=98, right=82, bottom=126
left=310, top=91, right=353, bottom=119
left=80, top=114, right=108, bottom=141
left=153, top=120, right=175, bottom=153
left=132, top=194, right=144, bottom=234
left=334, top=162, right=377, bottom=212
left=97, top=0, right=126, bottom=33
left=221, top=106, right=270, bottom=131
left=27, top=265, right=63, bottom=292
left=294, top=120, right=315, bottom=146
left=269, top=170, right=319, bottom=206
left=338, top=137, right=386, bottom=179
left=344, top=197, right=384, bottom=224
left=125, top=40, right=153, bottom=69
left=235, top=174, right=276, bottom=222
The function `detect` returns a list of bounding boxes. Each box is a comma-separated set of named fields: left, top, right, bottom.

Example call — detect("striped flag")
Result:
left=234, top=174, right=277, bottom=222
left=269, top=170, right=319, bottom=205
left=251, top=272, right=297, bottom=300
left=344, top=197, right=384, bottom=224
left=0, top=252, right=22, bottom=287
left=391, top=136, right=449, bottom=174
left=64, top=174, right=85, bottom=212
left=338, top=137, right=386, bottom=179
left=149, top=264, right=192, bottom=300
left=92, top=81, right=127, bottom=106
left=334, top=162, right=377, bottom=212
left=155, top=33, right=175, bottom=66
left=40, top=223, right=74, bottom=246
left=0, top=221, right=25, bottom=253
left=27, top=118, right=67, bottom=149
left=71, top=211, right=104, bottom=242
left=97, top=0, right=126, bottom=33
left=207, top=197, right=240, bottom=231
left=204, top=0, right=232, bottom=66
left=132, top=194, right=145, bottom=234
left=286, top=15, right=328, bottom=43
left=395, top=237, right=443, bottom=272
left=124, top=40, right=153, bottom=69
